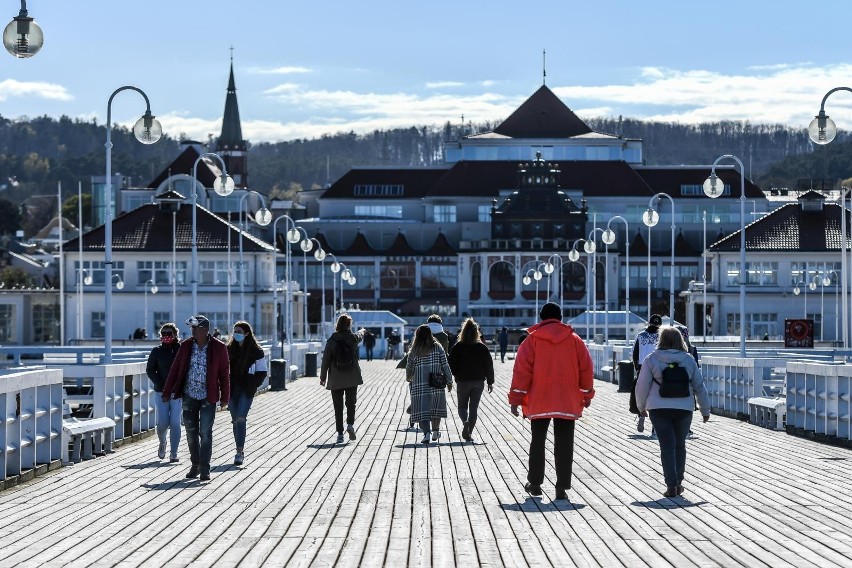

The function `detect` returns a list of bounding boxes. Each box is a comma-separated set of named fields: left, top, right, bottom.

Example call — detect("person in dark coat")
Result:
left=363, top=330, right=376, bottom=361
left=497, top=327, right=509, bottom=363
left=448, top=317, right=494, bottom=442
left=146, top=323, right=181, bottom=462
left=227, top=320, right=267, bottom=466
left=406, top=324, right=454, bottom=444
left=320, top=314, right=366, bottom=444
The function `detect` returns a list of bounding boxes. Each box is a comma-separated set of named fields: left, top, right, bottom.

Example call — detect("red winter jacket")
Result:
left=162, top=335, right=230, bottom=405
left=508, top=320, right=594, bottom=420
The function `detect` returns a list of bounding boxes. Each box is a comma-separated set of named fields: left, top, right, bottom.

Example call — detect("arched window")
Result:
left=470, top=261, right=481, bottom=300
left=488, top=261, right=515, bottom=299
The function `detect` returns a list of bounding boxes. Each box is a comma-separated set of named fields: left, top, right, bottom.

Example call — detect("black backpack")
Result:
left=654, top=362, right=691, bottom=398
left=332, top=338, right=356, bottom=371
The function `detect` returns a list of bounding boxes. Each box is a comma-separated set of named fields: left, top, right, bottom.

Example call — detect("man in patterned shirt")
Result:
left=162, top=315, right=230, bottom=481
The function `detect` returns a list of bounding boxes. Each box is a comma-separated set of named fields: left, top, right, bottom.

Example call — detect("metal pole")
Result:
left=171, top=210, right=176, bottom=322
left=78, top=181, right=83, bottom=340
left=703, top=210, right=707, bottom=341
left=57, top=181, right=64, bottom=346
left=227, top=201, right=232, bottom=324
left=647, top=222, right=652, bottom=318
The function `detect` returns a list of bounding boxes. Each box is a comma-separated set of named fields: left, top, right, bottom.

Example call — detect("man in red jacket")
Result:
left=162, top=315, right=230, bottom=481
left=509, top=302, right=594, bottom=501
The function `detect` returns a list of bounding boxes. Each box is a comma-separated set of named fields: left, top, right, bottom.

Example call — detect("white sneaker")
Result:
left=431, top=430, right=440, bottom=441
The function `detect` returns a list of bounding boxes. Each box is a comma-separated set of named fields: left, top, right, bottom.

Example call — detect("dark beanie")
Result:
left=540, top=302, right=562, bottom=321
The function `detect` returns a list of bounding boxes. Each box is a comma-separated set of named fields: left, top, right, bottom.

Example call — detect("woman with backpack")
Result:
left=448, top=317, right=494, bottom=442
left=635, top=326, right=711, bottom=498
left=406, top=324, right=453, bottom=444
left=227, top=320, right=268, bottom=466
left=320, top=314, right=365, bottom=444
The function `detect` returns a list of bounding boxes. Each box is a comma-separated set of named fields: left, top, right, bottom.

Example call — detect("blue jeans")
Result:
left=182, top=397, right=216, bottom=472
left=154, top=395, right=182, bottom=458
left=229, top=388, right=255, bottom=450
left=649, top=408, right=693, bottom=488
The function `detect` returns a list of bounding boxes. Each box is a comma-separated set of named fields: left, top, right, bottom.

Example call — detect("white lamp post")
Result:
left=793, top=280, right=808, bottom=318
left=585, top=229, right=605, bottom=339
left=237, top=191, right=272, bottom=320
left=3, top=1, right=42, bottom=58
left=642, top=193, right=676, bottom=324
left=310, top=238, right=327, bottom=335
left=103, top=86, right=162, bottom=363
left=295, top=227, right=313, bottom=339
left=144, top=279, right=158, bottom=337
left=271, top=214, right=299, bottom=359
left=112, top=274, right=124, bottom=289
left=704, top=156, right=745, bottom=357
left=810, top=275, right=823, bottom=340
left=824, top=270, right=840, bottom=342
left=702, top=210, right=707, bottom=340
left=603, top=215, right=630, bottom=344
left=808, top=89, right=852, bottom=348
left=543, top=254, right=564, bottom=312
left=328, top=254, right=340, bottom=324
left=77, top=268, right=92, bottom=340
left=190, top=153, right=234, bottom=316
left=522, top=262, right=546, bottom=317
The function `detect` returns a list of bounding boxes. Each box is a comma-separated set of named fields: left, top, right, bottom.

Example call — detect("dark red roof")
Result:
left=66, top=203, right=272, bottom=253
left=492, top=85, right=593, bottom=138
left=711, top=201, right=851, bottom=252
left=634, top=167, right=765, bottom=200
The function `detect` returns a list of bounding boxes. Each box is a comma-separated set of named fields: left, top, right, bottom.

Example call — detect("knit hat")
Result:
left=539, top=302, right=562, bottom=321
left=649, top=314, right=663, bottom=326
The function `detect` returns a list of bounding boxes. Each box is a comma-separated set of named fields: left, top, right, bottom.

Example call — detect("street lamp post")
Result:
left=328, top=254, right=341, bottom=324
left=544, top=254, right=564, bottom=311
left=77, top=268, right=92, bottom=340
left=793, top=280, right=809, bottom=318
left=295, top=227, right=313, bottom=339
left=704, top=156, right=746, bottom=357
left=191, top=153, right=234, bottom=316
left=642, top=193, right=676, bottom=324
left=585, top=228, right=605, bottom=339
left=103, top=86, right=162, bottom=363
left=310, top=238, right=327, bottom=335
left=144, top=279, right=158, bottom=337
left=3, top=1, right=43, bottom=58
left=702, top=210, right=707, bottom=340
left=271, top=214, right=299, bottom=359
left=522, top=262, right=546, bottom=317
left=824, top=270, right=840, bottom=343
left=603, top=215, right=630, bottom=344
left=238, top=191, right=272, bottom=321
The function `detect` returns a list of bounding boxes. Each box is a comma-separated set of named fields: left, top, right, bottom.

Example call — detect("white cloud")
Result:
left=0, top=79, right=72, bottom=102
left=246, top=66, right=312, bottom=75
left=425, top=81, right=465, bottom=89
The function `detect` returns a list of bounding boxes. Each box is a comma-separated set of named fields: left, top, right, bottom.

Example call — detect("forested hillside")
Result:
left=0, top=113, right=849, bottom=236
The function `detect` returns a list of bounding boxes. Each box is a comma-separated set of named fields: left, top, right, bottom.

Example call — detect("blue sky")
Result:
left=3, top=1, right=852, bottom=143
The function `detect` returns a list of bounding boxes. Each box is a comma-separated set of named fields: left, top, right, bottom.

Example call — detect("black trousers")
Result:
left=528, top=418, right=576, bottom=491
left=331, top=386, right=357, bottom=433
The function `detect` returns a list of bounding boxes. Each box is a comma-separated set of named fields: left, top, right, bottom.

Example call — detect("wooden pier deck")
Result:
left=1, top=359, right=851, bottom=567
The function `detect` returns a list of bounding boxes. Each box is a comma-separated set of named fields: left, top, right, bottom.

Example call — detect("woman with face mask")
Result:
left=227, top=321, right=268, bottom=466
left=146, top=323, right=182, bottom=461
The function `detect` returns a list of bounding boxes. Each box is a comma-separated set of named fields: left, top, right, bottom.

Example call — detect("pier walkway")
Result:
left=1, top=359, right=851, bottom=567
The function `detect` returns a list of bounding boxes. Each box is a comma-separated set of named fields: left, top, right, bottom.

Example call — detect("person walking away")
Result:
left=320, top=314, right=365, bottom=444
left=386, top=330, right=402, bottom=360
left=146, top=323, right=181, bottom=462
left=426, top=314, right=449, bottom=351
left=509, top=302, right=594, bottom=501
left=448, top=318, right=494, bottom=442
left=363, top=329, right=376, bottom=361
left=497, top=327, right=509, bottom=363
left=632, top=314, right=663, bottom=434
left=162, top=315, right=230, bottom=481
left=636, top=326, right=711, bottom=497
left=227, top=321, right=267, bottom=466
left=406, top=324, right=454, bottom=444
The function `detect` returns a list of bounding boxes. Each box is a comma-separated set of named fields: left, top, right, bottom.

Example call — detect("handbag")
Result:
left=428, top=371, right=448, bottom=389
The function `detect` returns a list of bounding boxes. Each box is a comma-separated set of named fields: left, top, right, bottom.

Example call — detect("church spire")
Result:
left=217, top=48, right=248, bottom=188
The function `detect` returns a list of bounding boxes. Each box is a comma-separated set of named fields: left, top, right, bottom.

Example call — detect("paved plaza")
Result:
left=1, top=359, right=852, bottom=567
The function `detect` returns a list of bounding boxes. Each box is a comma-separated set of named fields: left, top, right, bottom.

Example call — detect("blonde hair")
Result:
left=657, top=326, right=687, bottom=351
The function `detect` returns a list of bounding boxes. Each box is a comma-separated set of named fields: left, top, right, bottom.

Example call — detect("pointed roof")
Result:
left=674, top=230, right=700, bottom=256
left=628, top=229, right=648, bottom=256
left=386, top=231, right=417, bottom=255
left=218, top=60, right=246, bottom=152
left=423, top=231, right=456, bottom=255
left=492, top=85, right=593, bottom=139
left=343, top=231, right=377, bottom=255
left=146, top=145, right=219, bottom=189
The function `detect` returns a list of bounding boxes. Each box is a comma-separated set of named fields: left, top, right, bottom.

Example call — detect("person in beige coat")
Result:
left=320, top=314, right=365, bottom=444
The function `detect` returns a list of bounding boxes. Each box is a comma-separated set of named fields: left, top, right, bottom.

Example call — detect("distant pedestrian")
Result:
left=509, top=302, right=594, bottom=500
left=227, top=321, right=267, bottom=466
left=406, top=324, right=454, bottom=444
left=386, top=330, right=402, bottom=360
left=636, top=326, right=711, bottom=497
left=632, top=314, right=663, bottom=434
left=161, top=315, right=230, bottom=482
left=427, top=314, right=450, bottom=351
left=146, top=323, right=181, bottom=462
left=363, top=329, right=376, bottom=361
left=497, top=327, right=509, bottom=363
left=448, top=318, right=494, bottom=442
left=320, top=314, right=365, bottom=444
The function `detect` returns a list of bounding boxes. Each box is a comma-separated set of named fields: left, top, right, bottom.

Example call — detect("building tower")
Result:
left=217, top=54, right=248, bottom=188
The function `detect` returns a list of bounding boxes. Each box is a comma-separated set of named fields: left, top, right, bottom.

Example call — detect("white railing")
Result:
left=786, top=361, right=852, bottom=440
left=701, top=356, right=784, bottom=417
left=0, top=368, right=63, bottom=483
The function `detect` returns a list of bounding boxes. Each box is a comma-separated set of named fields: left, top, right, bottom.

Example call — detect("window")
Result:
left=683, top=183, right=730, bottom=196
left=791, top=262, right=841, bottom=285
left=200, top=261, right=235, bottom=285
left=478, top=205, right=492, bottom=222
left=433, top=205, right=456, bottom=223
left=381, top=263, right=415, bottom=290
left=153, top=311, right=172, bottom=333
left=353, top=184, right=404, bottom=196
left=726, top=262, right=777, bottom=286
left=32, top=304, right=59, bottom=342
left=489, top=261, right=515, bottom=293
left=137, top=261, right=172, bottom=285
left=91, top=312, right=105, bottom=338
left=354, top=205, right=402, bottom=218
left=421, top=265, right=457, bottom=289
left=75, top=261, right=124, bottom=286
left=0, top=304, right=13, bottom=342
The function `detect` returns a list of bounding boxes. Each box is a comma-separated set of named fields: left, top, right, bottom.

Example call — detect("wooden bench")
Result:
left=747, top=396, right=786, bottom=430
left=61, top=394, right=115, bottom=464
